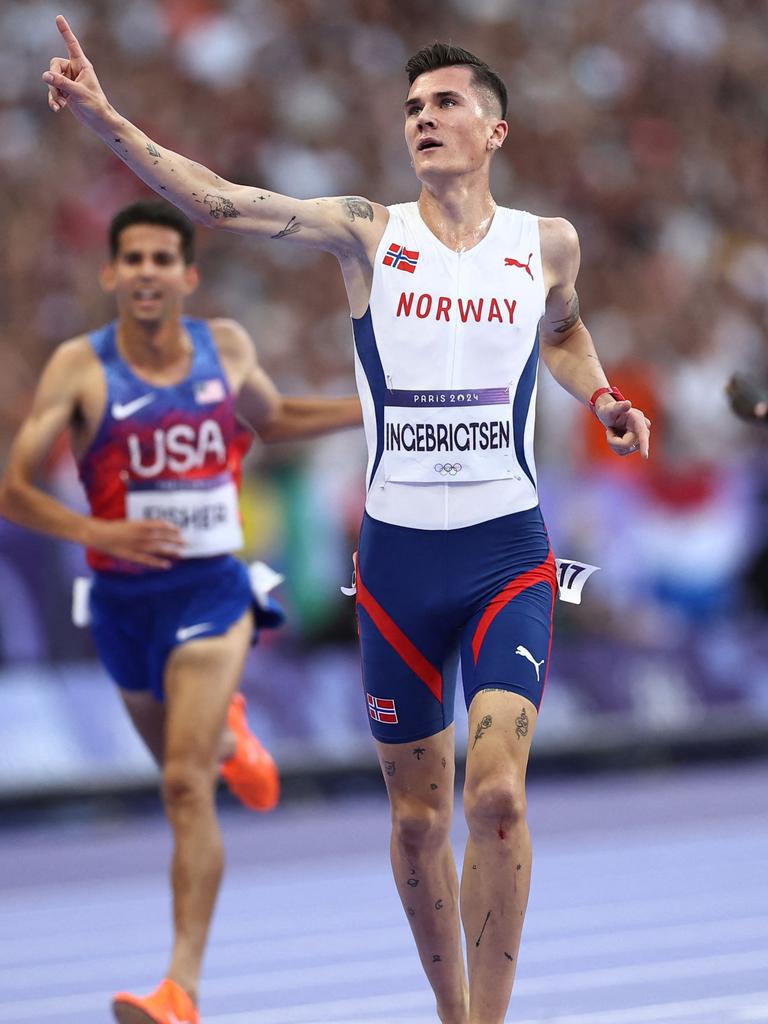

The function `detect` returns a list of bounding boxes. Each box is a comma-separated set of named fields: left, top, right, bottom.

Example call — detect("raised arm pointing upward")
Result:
left=45, top=23, right=650, bottom=1024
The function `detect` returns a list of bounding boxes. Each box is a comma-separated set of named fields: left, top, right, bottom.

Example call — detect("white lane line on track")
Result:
left=3, top=947, right=768, bottom=1020
left=5, top=911, right=768, bottom=994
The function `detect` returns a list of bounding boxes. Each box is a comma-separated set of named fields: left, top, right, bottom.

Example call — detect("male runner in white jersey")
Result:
left=42, top=20, right=650, bottom=1023
left=0, top=198, right=361, bottom=1024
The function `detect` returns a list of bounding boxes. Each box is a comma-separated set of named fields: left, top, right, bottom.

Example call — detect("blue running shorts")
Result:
left=90, top=555, right=254, bottom=701
left=356, top=507, right=556, bottom=744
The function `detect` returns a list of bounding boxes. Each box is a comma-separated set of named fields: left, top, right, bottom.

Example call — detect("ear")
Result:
left=99, top=263, right=117, bottom=293
left=182, top=264, right=200, bottom=296
left=487, top=119, right=509, bottom=152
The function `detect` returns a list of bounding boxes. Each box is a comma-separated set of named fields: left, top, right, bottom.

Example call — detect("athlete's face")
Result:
left=101, top=224, right=198, bottom=324
left=404, top=66, right=507, bottom=182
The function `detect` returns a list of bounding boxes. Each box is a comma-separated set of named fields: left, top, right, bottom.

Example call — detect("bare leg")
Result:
left=461, top=690, right=537, bottom=1024
left=376, top=726, right=468, bottom=1024
left=161, top=609, right=252, bottom=1002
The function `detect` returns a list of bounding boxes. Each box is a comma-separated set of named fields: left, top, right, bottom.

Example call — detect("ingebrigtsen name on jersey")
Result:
left=386, top=420, right=510, bottom=453
left=396, top=292, right=517, bottom=324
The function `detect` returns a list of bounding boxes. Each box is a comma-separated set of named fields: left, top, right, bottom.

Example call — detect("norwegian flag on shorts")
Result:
left=382, top=243, right=419, bottom=273
left=368, top=693, right=399, bottom=724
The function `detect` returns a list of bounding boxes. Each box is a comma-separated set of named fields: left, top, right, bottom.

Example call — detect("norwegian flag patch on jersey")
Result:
left=195, top=378, right=226, bottom=404
left=367, top=694, right=399, bottom=724
left=383, top=243, right=419, bottom=273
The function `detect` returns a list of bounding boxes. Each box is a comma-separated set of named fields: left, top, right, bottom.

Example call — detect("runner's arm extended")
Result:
left=43, top=17, right=385, bottom=257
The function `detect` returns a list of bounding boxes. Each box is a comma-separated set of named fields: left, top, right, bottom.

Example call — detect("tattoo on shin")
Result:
left=341, top=197, right=374, bottom=222
left=475, top=910, right=491, bottom=947
left=515, top=708, right=529, bottom=739
left=472, top=714, right=493, bottom=749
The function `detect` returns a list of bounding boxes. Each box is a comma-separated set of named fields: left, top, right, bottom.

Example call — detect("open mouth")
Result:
left=417, top=139, right=442, bottom=152
left=134, top=289, right=162, bottom=302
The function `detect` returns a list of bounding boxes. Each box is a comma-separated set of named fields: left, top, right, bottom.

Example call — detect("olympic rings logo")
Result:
left=434, top=463, right=463, bottom=476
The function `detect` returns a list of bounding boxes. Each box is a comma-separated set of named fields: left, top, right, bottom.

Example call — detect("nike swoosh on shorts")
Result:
left=176, top=622, right=215, bottom=642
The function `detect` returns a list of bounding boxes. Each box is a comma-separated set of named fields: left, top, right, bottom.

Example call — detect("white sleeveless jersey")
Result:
left=352, top=202, right=546, bottom=530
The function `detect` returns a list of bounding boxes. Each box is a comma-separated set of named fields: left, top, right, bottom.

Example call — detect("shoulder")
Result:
left=46, top=334, right=100, bottom=381
left=538, top=217, right=580, bottom=288
left=207, top=318, right=256, bottom=362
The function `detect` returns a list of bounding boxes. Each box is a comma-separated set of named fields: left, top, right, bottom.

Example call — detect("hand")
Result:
left=725, top=372, right=768, bottom=422
left=594, top=398, right=651, bottom=459
left=42, top=16, right=109, bottom=125
left=85, top=518, right=185, bottom=570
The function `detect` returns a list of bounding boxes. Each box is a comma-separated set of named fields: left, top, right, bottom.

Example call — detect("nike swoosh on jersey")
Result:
left=176, top=622, right=215, bottom=642
left=111, top=393, right=157, bottom=420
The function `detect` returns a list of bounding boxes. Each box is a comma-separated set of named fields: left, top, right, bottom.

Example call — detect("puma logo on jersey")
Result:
left=504, top=253, right=534, bottom=280
left=111, top=393, right=156, bottom=420
left=128, top=419, right=227, bottom=477
left=515, top=645, right=544, bottom=681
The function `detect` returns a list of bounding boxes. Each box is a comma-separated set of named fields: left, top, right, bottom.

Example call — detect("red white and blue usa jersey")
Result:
left=353, top=203, right=546, bottom=530
left=79, top=318, right=251, bottom=572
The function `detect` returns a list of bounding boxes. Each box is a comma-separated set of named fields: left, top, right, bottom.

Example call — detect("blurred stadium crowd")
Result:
left=2, top=0, right=768, bottom=750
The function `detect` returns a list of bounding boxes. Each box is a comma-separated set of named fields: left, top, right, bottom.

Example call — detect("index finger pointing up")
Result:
left=55, top=15, right=87, bottom=61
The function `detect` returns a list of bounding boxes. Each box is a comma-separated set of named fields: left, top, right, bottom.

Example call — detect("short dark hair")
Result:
left=406, top=43, right=507, bottom=120
left=108, top=200, right=196, bottom=264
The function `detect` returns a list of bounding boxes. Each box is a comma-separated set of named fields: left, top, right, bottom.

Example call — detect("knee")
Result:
left=391, top=797, right=452, bottom=856
left=162, top=759, right=214, bottom=810
left=464, top=774, right=527, bottom=838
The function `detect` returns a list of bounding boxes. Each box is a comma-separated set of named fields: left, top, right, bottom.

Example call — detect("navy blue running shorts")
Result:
left=356, top=507, right=556, bottom=744
left=89, top=555, right=254, bottom=701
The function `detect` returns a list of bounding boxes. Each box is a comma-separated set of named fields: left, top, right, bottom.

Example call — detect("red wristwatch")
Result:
left=589, top=386, right=625, bottom=418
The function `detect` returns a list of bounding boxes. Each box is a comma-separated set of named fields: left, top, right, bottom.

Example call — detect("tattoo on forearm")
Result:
left=384, top=760, right=395, bottom=777
left=515, top=708, right=529, bottom=739
left=146, top=142, right=162, bottom=159
left=552, top=290, right=580, bottom=334
left=472, top=714, right=493, bottom=749
left=271, top=215, right=301, bottom=239
left=475, top=910, right=491, bottom=947
left=204, top=194, right=240, bottom=219
left=341, top=197, right=374, bottom=222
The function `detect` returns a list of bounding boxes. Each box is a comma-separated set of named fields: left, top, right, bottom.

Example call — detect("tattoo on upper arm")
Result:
left=341, top=197, right=374, bottom=222
left=203, top=194, right=241, bottom=219
left=515, top=708, right=529, bottom=739
left=271, top=215, right=301, bottom=239
left=551, top=290, right=580, bottom=334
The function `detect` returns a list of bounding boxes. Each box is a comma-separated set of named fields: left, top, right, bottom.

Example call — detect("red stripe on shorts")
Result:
left=471, top=550, right=557, bottom=664
left=356, top=565, right=443, bottom=704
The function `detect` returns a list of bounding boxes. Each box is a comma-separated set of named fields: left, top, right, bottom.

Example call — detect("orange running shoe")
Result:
left=219, top=693, right=280, bottom=811
left=112, top=978, right=199, bottom=1024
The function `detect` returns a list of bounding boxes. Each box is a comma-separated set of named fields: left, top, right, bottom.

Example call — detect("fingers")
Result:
left=46, top=58, right=71, bottom=111
left=56, top=15, right=88, bottom=62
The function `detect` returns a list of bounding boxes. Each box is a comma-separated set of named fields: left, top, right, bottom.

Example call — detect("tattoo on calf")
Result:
left=342, top=197, right=374, bottom=222
left=472, top=714, right=493, bottom=749
left=271, top=215, right=301, bottom=238
left=515, top=708, right=529, bottom=739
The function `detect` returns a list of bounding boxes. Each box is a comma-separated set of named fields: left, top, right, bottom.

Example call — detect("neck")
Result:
left=417, top=177, right=497, bottom=252
left=117, top=316, right=190, bottom=371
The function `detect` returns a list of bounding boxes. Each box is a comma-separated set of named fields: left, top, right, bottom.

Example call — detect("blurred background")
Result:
left=2, top=0, right=768, bottom=801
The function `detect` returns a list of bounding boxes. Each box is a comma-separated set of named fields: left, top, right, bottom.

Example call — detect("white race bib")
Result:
left=383, top=388, right=515, bottom=483
left=126, top=473, right=243, bottom=557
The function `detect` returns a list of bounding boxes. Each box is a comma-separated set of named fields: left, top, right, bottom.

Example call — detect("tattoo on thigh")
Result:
left=407, top=877, right=419, bottom=887
left=408, top=906, right=415, bottom=917
left=472, top=714, right=493, bottom=749
left=432, top=954, right=442, bottom=962
left=515, top=708, right=529, bottom=739
left=441, top=757, right=447, bottom=768
left=504, top=951, right=514, bottom=961
left=384, top=760, right=395, bottom=777
left=434, top=899, right=444, bottom=910
left=430, top=783, right=438, bottom=790
left=413, top=747, right=426, bottom=760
